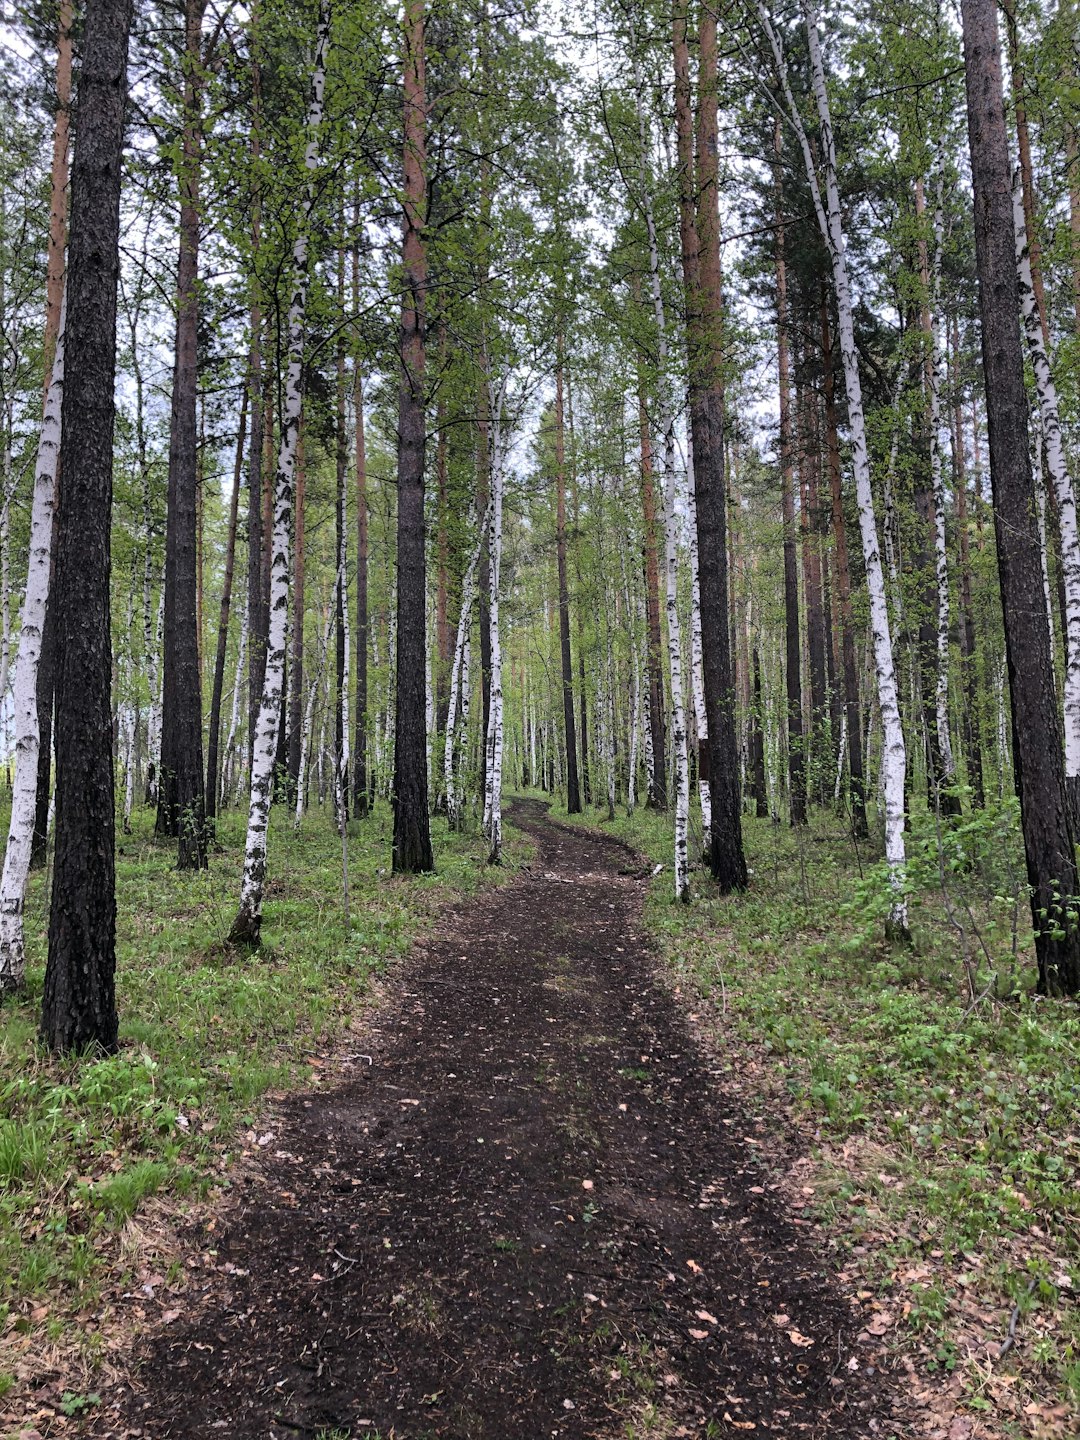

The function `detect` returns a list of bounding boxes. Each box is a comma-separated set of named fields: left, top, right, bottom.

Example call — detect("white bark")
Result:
left=483, top=377, right=508, bottom=864
left=445, top=507, right=483, bottom=831
left=222, top=606, right=248, bottom=806
left=761, top=0, right=908, bottom=930
left=634, top=65, right=689, bottom=900
left=1035, top=432, right=1057, bottom=678
left=233, top=1, right=329, bottom=940
left=120, top=576, right=136, bottom=833
left=927, top=180, right=956, bottom=785
left=684, top=436, right=712, bottom=848
left=1014, top=166, right=1080, bottom=788
left=147, top=585, right=164, bottom=799
left=295, top=601, right=332, bottom=829
left=0, top=294, right=64, bottom=991
left=624, top=563, right=641, bottom=815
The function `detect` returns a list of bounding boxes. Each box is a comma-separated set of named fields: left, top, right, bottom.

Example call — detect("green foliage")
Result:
left=592, top=800, right=1080, bottom=1414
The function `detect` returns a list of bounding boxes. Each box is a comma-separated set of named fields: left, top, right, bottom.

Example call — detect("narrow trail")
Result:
left=102, top=801, right=901, bottom=1438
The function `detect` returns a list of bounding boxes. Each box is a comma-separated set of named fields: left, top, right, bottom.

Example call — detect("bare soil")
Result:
left=95, top=800, right=908, bottom=1438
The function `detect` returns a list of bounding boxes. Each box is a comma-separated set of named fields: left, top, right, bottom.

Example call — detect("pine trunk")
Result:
left=960, top=0, right=1080, bottom=995
left=392, top=0, right=433, bottom=874
left=156, top=0, right=207, bottom=869
left=41, top=0, right=132, bottom=1051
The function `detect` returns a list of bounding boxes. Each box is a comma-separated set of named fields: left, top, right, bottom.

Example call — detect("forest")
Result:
left=0, top=0, right=1078, bottom=1433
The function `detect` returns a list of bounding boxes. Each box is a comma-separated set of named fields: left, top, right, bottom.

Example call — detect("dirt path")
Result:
left=101, top=801, right=903, bottom=1439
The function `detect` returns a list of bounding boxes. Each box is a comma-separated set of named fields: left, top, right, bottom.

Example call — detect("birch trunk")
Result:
left=445, top=509, right=484, bottom=832
left=631, top=53, right=689, bottom=896
left=1013, top=166, right=1080, bottom=820
left=0, top=299, right=65, bottom=993
left=761, top=0, right=908, bottom=932
left=229, top=0, right=329, bottom=944
left=222, top=606, right=248, bottom=806
left=684, top=440, right=712, bottom=847
left=916, top=174, right=960, bottom=812
left=483, top=380, right=506, bottom=864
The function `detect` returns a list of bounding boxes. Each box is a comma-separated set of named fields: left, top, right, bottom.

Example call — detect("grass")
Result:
left=553, top=789, right=1080, bottom=1435
left=0, top=798, right=527, bottom=1417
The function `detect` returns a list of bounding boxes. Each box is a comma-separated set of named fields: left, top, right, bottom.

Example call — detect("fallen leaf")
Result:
left=695, top=1309, right=718, bottom=1324
left=788, top=1329, right=814, bottom=1348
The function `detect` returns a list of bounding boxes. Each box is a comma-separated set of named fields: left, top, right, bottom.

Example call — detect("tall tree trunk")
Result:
left=483, top=381, right=507, bottom=862
left=1012, top=169, right=1080, bottom=826
left=775, top=122, right=806, bottom=826
left=41, top=0, right=132, bottom=1051
left=29, top=0, right=73, bottom=872
left=392, top=0, right=433, bottom=874
left=761, top=0, right=907, bottom=928
left=951, top=312, right=984, bottom=809
left=229, top=0, right=330, bottom=943
left=287, top=419, right=306, bottom=800
left=205, top=386, right=247, bottom=830
left=476, top=371, right=493, bottom=807
left=638, top=377, right=666, bottom=808
left=960, top=0, right=1080, bottom=996
left=675, top=0, right=745, bottom=888
left=435, top=329, right=451, bottom=743
left=335, top=273, right=349, bottom=823
left=0, top=299, right=65, bottom=992
left=352, top=256, right=369, bottom=816
left=245, top=99, right=265, bottom=766
left=555, top=351, right=580, bottom=813
left=915, top=175, right=961, bottom=817
left=799, top=385, right=828, bottom=800
left=445, top=505, right=483, bottom=831
left=751, top=642, right=768, bottom=818
left=156, top=0, right=207, bottom=869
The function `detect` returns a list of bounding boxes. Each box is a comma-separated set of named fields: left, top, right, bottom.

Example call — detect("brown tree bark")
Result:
left=675, top=0, right=745, bottom=887
left=961, top=0, right=1080, bottom=995
left=156, top=0, right=207, bottom=869
left=42, top=0, right=133, bottom=1052
left=392, top=0, right=433, bottom=873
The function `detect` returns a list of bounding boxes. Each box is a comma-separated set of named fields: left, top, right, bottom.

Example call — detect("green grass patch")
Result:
left=560, top=791, right=1080, bottom=1423
left=0, top=800, right=527, bottom=1337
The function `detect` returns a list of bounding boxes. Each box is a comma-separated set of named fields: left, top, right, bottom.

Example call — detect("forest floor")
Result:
left=74, top=799, right=908, bottom=1440
left=4, top=797, right=1077, bottom=1440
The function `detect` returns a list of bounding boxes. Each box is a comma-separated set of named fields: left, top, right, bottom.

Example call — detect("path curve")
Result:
left=100, top=800, right=900, bottom=1438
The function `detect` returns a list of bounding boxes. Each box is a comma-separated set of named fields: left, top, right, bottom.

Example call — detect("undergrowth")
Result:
left=558, top=790, right=1080, bottom=1434
left=0, top=800, right=524, bottom=1405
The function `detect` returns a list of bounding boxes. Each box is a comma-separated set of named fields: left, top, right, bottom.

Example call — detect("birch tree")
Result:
left=229, top=0, right=331, bottom=946
left=1012, top=167, right=1080, bottom=824
left=756, top=0, right=909, bottom=934
left=0, top=299, right=64, bottom=994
